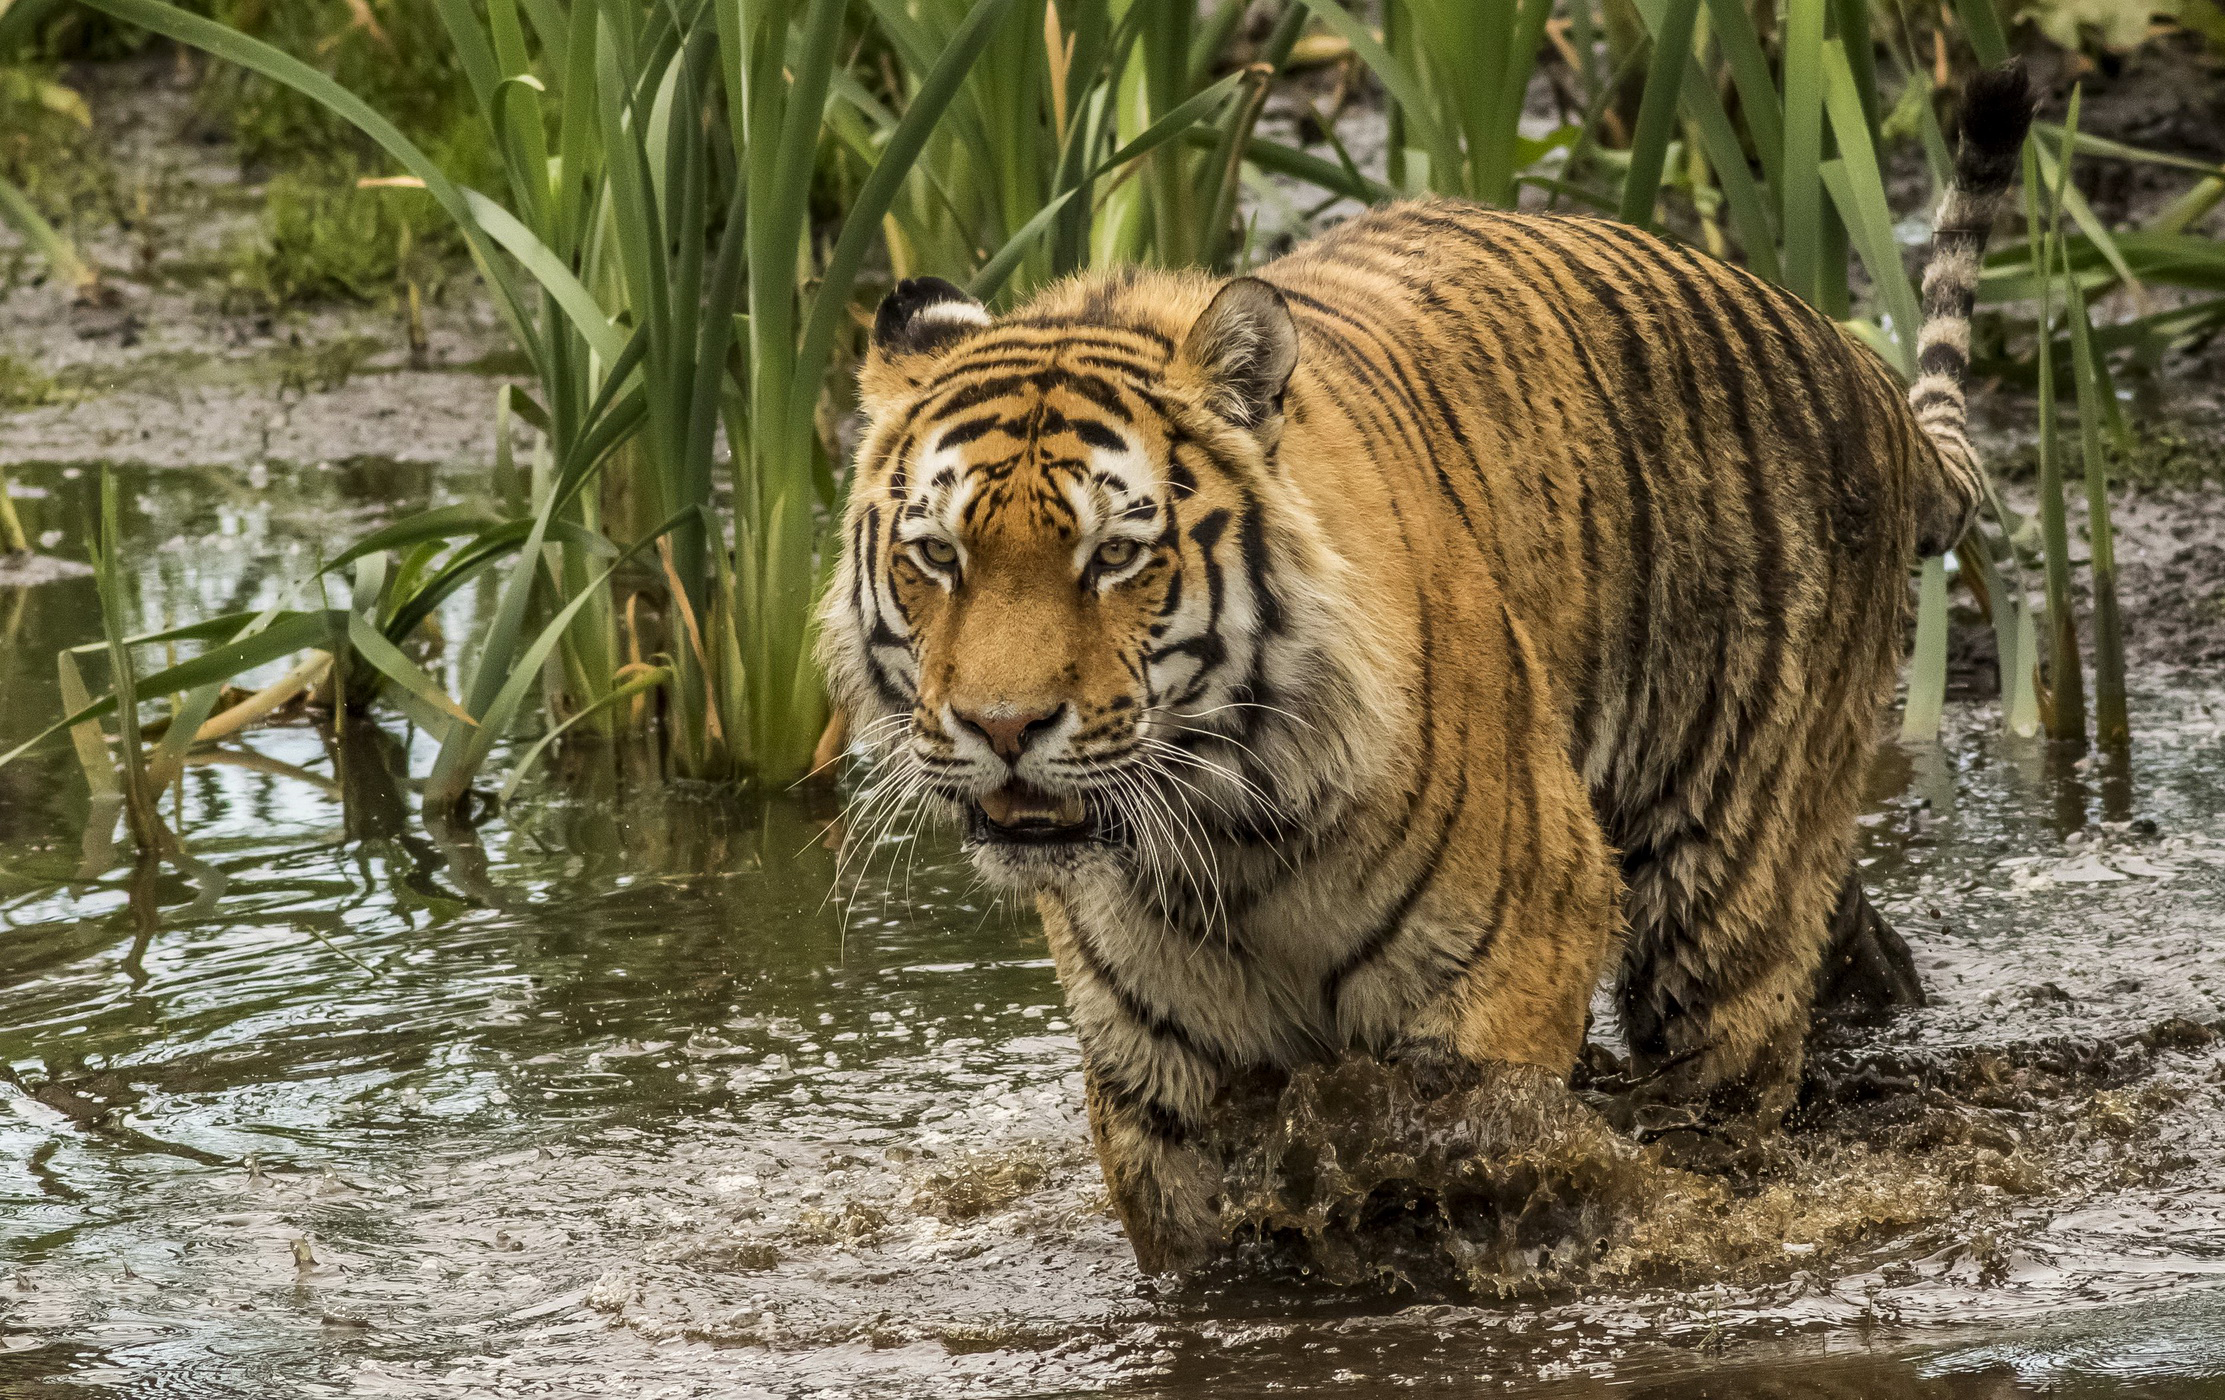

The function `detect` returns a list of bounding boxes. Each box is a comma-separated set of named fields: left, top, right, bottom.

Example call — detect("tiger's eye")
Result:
left=1093, top=538, right=1141, bottom=571
left=919, top=537, right=959, bottom=567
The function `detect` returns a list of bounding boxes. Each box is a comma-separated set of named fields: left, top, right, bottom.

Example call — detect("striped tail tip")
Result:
left=1909, top=64, right=2036, bottom=555
left=1956, top=63, right=2038, bottom=189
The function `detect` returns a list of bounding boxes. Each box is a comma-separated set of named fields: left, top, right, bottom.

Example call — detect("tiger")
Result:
left=819, top=67, right=2035, bottom=1274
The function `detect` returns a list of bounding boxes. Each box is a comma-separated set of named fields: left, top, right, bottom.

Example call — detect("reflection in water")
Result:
left=2, top=461, right=2225, bottom=1398
left=2097, top=741, right=2138, bottom=826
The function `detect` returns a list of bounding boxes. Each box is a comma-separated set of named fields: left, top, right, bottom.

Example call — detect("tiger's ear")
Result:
left=872, top=276, right=989, bottom=357
left=862, top=277, right=990, bottom=403
left=1174, top=277, right=1297, bottom=429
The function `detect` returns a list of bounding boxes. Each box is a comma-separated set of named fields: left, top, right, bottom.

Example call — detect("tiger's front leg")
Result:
left=1080, top=1062, right=1223, bottom=1275
left=1039, top=895, right=1231, bottom=1275
left=1371, top=753, right=1624, bottom=1095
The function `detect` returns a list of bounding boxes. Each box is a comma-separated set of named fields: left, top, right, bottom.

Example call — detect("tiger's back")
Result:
left=1256, top=200, right=1945, bottom=1100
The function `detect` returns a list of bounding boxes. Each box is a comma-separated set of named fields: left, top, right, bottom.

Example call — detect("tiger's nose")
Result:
left=953, top=704, right=1066, bottom=764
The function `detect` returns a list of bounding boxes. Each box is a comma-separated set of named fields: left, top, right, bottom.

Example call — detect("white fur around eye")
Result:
left=895, top=522, right=964, bottom=588
left=1079, top=530, right=1155, bottom=592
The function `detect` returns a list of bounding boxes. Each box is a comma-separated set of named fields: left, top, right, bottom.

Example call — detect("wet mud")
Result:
left=2, top=57, right=515, bottom=474
left=1189, top=1001, right=2223, bottom=1305
left=1211, top=1059, right=1660, bottom=1294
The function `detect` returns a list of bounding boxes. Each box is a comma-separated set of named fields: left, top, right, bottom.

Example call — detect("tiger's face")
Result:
left=821, top=274, right=1306, bottom=890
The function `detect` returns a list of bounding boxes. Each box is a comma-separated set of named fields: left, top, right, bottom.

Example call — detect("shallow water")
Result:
left=3, top=461, right=2225, bottom=1398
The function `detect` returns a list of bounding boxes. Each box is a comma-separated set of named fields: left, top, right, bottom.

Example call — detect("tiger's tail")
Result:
left=1909, top=63, right=2036, bottom=556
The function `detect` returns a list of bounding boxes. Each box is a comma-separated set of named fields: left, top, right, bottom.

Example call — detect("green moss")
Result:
left=195, top=0, right=485, bottom=173
left=181, top=0, right=492, bottom=308
left=270, top=335, right=381, bottom=393
left=1992, top=421, right=2225, bottom=490
left=221, top=153, right=455, bottom=308
left=0, top=64, right=117, bottom=240
left=0, top=354, right=64, bottom=410
left=455, top=346, right=538, bottom=378
left=2100, top=424, right=2225, bottom=490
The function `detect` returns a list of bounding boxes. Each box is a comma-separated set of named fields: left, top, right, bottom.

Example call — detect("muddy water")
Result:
left=3, top=461, right=2225, bottom=1398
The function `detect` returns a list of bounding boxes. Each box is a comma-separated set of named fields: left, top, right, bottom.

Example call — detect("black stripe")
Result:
left=934, top=414, right=1003, bottom=451
left=1401, top=211, right=1658, bottom=758
left=1918, top=342, right=1967, bottom=377
left=1274, top=285, right=1493, bottom=575
left=1072, top=418, right=1128, bottom=452
left=1646, top=243, right=1795, bottom=827
left=1236, top=494, right=1284, bottom=637
left=1002, top=318, right=1177, bottom=354
left=1087, top=1063, right=1191, bottom=1142
left=1148, top=509, right=1233, bottom=698
left=1052, top=368, right=1141, bottom=423
left=1320, top=765, right=1471, bottom=1017
left=1066, top=917, right=1230, bottom=1070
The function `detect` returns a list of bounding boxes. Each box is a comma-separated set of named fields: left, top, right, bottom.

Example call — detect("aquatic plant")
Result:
left=1958, top=4, right=2211, bottom=752
left=0, top=60, right=104, bottom=297
left=9, top=0, right=2221, bottom=841
left=857, top=0, right=1308, bottom=298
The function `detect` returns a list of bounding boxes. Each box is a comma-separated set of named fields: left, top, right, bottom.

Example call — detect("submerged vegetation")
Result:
left=3, top=0, right=2224, bottom=873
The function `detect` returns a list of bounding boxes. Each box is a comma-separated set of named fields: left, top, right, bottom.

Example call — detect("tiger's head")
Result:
left=819, top=271, right=1385, bottom=893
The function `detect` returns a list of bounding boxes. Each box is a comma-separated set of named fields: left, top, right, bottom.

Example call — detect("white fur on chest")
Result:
left=1057, top=837, right=1419, bottom=1072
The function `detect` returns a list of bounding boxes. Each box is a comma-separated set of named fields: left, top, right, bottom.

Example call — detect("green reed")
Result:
left=1958, top=4, right=2212, bottom=752
left=854, top=0, right=1305, bottom=300
left=10, top=0, right=2223, bottom=828
left=1, top=0, right=1015, bottom=802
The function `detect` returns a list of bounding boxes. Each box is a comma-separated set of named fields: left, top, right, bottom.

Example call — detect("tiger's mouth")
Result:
left=970, top=780, right=1093, bottom=845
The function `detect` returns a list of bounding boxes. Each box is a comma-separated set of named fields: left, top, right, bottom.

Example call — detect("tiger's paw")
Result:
left=1382, top=1035, right=1489, bottom=1101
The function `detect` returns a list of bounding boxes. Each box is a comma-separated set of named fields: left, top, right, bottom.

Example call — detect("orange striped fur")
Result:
left=822, top=79, right=2029, bottom=1274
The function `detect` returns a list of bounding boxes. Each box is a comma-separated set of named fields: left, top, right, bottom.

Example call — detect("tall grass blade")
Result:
left=1779, top=0, right=1829, bottom=304
left=423, top=492, right=568, bottom=812
left=499, top=665, right=670, bottom=802
left=1953, top=0, right=2012, bottom=67
left=1819, top=39, right=1922, bottom=370
left=57, top=652, right=120, bottom=801
left=1901, top=555, right=1949, bottom=742
left=0, top=466, right=27, bottom=555
left=146, top=682, right=223, bottom=792
left=2024, top=136, right=2087, bottom=746
left=346, top=613, right=475, bottom=726
left=1225, top=133, right=1396, bottom=205
left=973, top=67, right=1247, bottom=300
left=792, top=0, right=1024, bottom=422
left=2056, top=127, right=2130, bottom=752
left=91, top=470, right=163, bottom=855
left=1701, top=0, right=1784, bottom=195
left=56, top=651, right=123, bottom=878
left=2007, top=600, right=2044, bottom=738
left=1292, top=0, right=1460, bottom=193
left=2068, top=267, right=2128, bottom=751
left=2031, top=142, right=2144, bottom=305
left=438, top=509, right=696, bottom=803
left=1959, top=538, right=2038, bottom=738
left=1670, top=49, right=1783, bottom=283
left=462, top=190, right=627, bottom=365
left=1617, top=0, right=1699, bottom=229
left=0, top=172, right=100, bottom=297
